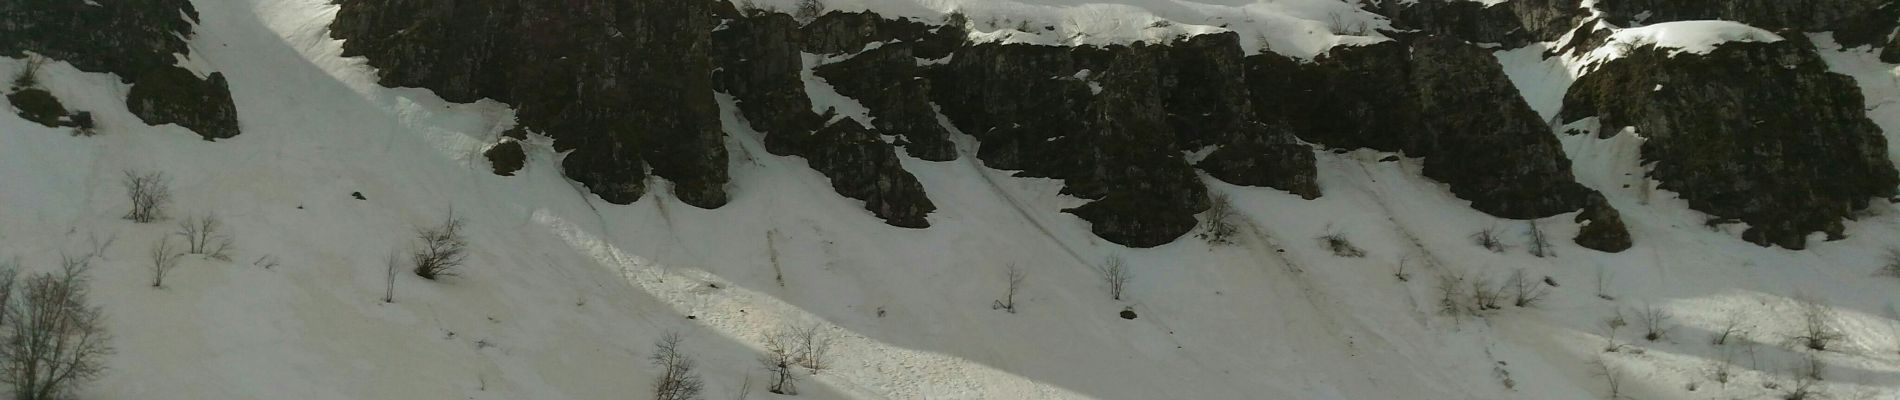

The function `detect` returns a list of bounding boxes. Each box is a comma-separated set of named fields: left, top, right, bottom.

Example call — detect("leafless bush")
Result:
left=1096, top=257, right=1132, bottom=301
left=1594, top=264, right=1616, bottom=301
left=793, top=0, right=824, bottom=24
left=1636, top=303, right=1672, bottom=341
left=652, top=332, right=705, bottom=400
left=1437, top=271, right=1466, bottom=316
left=1791, top=295, right=1843, bottom=351
left=992, top=264, right=1024, bottom=313
left=122, top=170, right=170, bottom=223
left=1603, top=309, right=1628, bottom=353
left=11, top=56, right=43, bottom=89
left=1199, top=194, right=1240, bottom=246
left=1326, top=12, right=1369, bottom=36
left=1320, top=233, right=1365, bottom=258
left=1472, top=228, right=1506, bottom=253
left=1784, top=355, right=1824, bottom=399
left=148, top=236, right=182, bottom=288
left=1713, top=308, right=1748, bottom=346
left=383, top=251, right=400, bottom=303
left=1394, top=256, right=1413, bottom=282
left=1, top=259, right=111, bottom=400
left=1508, top=269, right=1549, bottom=308
left=411, top=210, right=468, bottom=280
left=759, top=323, right=833, bottom=395
left=176, top=213, right=233, bottom=261
left=1591, top=356, right=1623, bottom=399
left=1711, top=348, right=1735, bottom=387
left=1525, top=221, right=1552, bottom=258
left=1470, top=274, right=1504, bottom=311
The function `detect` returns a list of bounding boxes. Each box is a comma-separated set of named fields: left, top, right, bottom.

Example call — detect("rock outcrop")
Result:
left=1593, top=0, right=1886, bottom=33
left=332, top=0, right=729, bottom=207
left=7, top=88, right=67, bottom=128
left=1, top=0, right=240, bottom=140
left=711, top=9, right=938, bottom=228
left=1164, top=33, right=1319, bottom=199
left=1561, top=38, right=1898, bottom=249
left=1369, top=0, right=1585, bottom=48
left=814, top=42, right=957, bottom=161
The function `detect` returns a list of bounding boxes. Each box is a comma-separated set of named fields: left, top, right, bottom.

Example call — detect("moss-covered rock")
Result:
left=6, top=88, right=67, bottom=127
left=1561, top=39, right=1898, bottom=249
left=125, top=66, right=239, bottom=140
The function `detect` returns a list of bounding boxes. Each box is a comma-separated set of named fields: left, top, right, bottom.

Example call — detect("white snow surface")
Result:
left=0, top=0, right=1898, bottom=399
left=1583, top=20, right=1785, bottom=62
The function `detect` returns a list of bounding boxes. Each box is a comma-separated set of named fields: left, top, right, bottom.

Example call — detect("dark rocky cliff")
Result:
left=332, top=0, right=730, bottom=207
left=1562, top=38, right=1898, bottom=249
left=1, top=0, right=240, bottom=140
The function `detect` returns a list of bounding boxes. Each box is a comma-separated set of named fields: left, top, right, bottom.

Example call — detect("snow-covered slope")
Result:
left=2, top=0, right=1899, bottom=399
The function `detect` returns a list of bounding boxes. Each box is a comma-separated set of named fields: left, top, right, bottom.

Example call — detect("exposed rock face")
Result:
left=1369, top=0, right=1584, bottom=47
left=1593, top=0, right=1886, bottom=33
left=1254, top=38, right=1595, bottom=218
left=934, top=43, right=1092, bottom=173
left=1061, top=44, right=1211, bottom=247
left=1561, top=39, right=1898, bottom=249
left=1, top=0, right=241, bottom=139
left=1574, top=194, right=1633, bottom=253
left=1163, top=33, right=1319, bottom=198
left=126, top=68, right=240, bottom=140
left=331, top=0, right=729, bottom=207
left=801, top=11, right=964, bottom=59
left=815, top=42, right=957, bottom=161
left=711, top=10, right=937, bottom=228
left=801, top=119, right=937, bottom=228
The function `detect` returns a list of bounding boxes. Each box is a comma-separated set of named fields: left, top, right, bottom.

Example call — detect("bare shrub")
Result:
left=1591, top=356, right=1623, bottom=399
left=1603, top=309, right=1628, bottom=353
left=1469, top=274, right=1504, bottom=311
left=793, top=0, right=824, bottom=24
left=11, top=56, right=43, bottom=89
left=1713, top=308, right=1748, bottom=346
left=148, top=236, right=182, bottom=288
left=1508, top=269, right=1548, bottom=307
left=1472, top=228, right=1506, bottom=253
left=1638, top=303, right=1672, bottom=341
left=1594, top=264, right=1616, bottom=301
left=1326, top=12, right=1369, bottom=36
left=1791, top=295, right=1843, bottom=351
left=992, top=264, right=1024, bottom=313
left=121, top=170, right=171, bottom=223
left=652, top=332, right=705, bottom=400
left=383, top=251, right=400, bottom=303
left=411, top=210, right=468, bottom=280
left=759, top=323, right=833, bottom=395
left=1199, top=194, right=1240, bottom=246
left=2, top=259, right=111, bottom=400
left=176, top=213, right=233, bottom=261
left=1784, top=355, right=1824, bottom=399
left=1525, top=221, right=1552, bottom=258
left=1437, top=271, right=1466, bottom=316
left=1096, top=257, right=1132, bottom=301
left=1319, top=232, right=1365, bottom=258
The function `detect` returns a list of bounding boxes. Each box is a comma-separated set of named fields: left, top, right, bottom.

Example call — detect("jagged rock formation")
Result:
left=1368, top=0, right=1584, bottom=48
left=1, top=0, right=240, bottom=140
left=815, top=42, right=958, bottom=161
left=1593, top=0, right=1886, bottom=33
left=1561, top=38, right=1898, bottom=249
left=1165, top=33, right=1320, bottom=199
left=126, top=68, right=240, bottom=140
left=1247, top=36, right=1628, bottom=252
left=711, top=7, right=937, bottom=228
left=331, top=0, right=729, bottom=207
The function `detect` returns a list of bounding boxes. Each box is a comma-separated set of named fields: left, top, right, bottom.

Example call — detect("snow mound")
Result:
left=1603, top=20, right=1784, bottom=56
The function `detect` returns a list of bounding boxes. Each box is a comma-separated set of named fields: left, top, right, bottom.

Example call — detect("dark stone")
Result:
left=484, top=140, right=525, bottom=176
left=712, top=12, right=821, bottom=156
left=1573, top=194, right=1633, bottom=252
left=2, top=0, right=241, bottom=139
left=802, top=119, right=936, bottom=228
left=352, top=192, right=366, bottom=200
left=6, top=88, right=67, bottom=127
left=1162, top=33, right=1318, bottom=198
left=1119, top=309, right=1138, bottom=319
left=1060, top=44, right=1209, bottom=248
left=814, top=42, right=956, bottom=161
left=801, top=11, right=965, bottom=59
left=1368, top=0, right=1584, bottom=47
left=1560, top=39, right=1898, bottom=248
left=332, top=0, right=729, bottom=207
left=125, top=67, right=240, bottom=140
left=1252, top=37, right=1598, bottom=219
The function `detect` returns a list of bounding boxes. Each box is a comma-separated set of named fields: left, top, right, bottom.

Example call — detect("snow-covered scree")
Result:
left=2, top=1, right=1899, bottom=400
